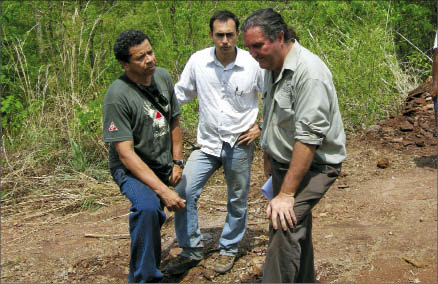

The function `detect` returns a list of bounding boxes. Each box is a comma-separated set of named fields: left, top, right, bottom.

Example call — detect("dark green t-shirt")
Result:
left=102, top=67, right=181, bottom=183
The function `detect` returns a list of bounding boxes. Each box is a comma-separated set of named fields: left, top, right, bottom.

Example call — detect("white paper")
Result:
left=261, top=176, right=273, bottom=200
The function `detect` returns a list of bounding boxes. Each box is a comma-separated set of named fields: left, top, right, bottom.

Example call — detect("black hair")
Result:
left=113, top=29, right=151, bottom=63
left=209, top=10, right=239, bottom=32
left=241, top=8, right=298, bottom=43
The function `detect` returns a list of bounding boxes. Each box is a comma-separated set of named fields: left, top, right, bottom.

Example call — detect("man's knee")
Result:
left=135, top=201, right=164, bottom=223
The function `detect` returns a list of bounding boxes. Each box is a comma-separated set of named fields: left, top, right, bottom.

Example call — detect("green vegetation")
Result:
left=1, top=0, right=435, bottom=180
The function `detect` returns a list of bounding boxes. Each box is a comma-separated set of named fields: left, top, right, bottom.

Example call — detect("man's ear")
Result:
left=209, top=31, right=213, bottom=41
left=119, top=60, right=128, bottom=71
left=277, top=30, right=285, bottom=43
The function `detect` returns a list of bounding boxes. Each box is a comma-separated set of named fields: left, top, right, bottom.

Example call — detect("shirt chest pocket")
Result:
left=228, top=82, right=257, bottom=112
left=273, top=87, right=295, bottom=127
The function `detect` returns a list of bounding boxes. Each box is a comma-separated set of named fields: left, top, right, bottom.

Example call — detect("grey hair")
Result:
left=241, top=8, right=298, bottom=43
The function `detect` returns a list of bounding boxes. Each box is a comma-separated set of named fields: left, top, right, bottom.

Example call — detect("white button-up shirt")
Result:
left=175, top=47, right=264, bottom=157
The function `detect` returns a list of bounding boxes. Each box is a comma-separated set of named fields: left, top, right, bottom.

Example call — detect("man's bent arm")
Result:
left=267, top=141, right=316, bottom=231
left=170, top=116, right=183, bottom=186
left=114, top=141, right=185, bottom=211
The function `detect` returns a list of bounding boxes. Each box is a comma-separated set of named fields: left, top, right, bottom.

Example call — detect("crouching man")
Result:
left=102, top=29, right=186, bottom=283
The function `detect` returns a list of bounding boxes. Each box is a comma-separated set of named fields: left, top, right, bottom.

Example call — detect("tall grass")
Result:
left=1, top=1, right=426, bottom=180
left=2, top=3, right=111, bottom=179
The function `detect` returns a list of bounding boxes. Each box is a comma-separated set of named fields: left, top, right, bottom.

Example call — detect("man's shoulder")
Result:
left=189, top=47, right=214, bottom=62
left=295, top=43, right=331, bottom=79
left=104, top=77, right=133, bottom=102
left=154, top=66, right=172, bottom=80
left=236, top=47, right=261, bottom=69
left=154, top=66, right=171, bottom=77
left=153, top=67, right=174, bottom=91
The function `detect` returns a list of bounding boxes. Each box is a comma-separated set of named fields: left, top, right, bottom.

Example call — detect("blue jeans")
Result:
left=111, top=167, right=166, bottom=283
left=174, top=142, right=254, bottom=258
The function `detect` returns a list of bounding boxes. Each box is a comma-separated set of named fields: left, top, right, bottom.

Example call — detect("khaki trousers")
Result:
left=263, top=158, right=341, bottom=283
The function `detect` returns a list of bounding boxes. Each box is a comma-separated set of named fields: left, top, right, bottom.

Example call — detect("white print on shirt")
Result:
left=108, top=121, right=118, bottom=132
left=143, top=101, right=167, bottom=138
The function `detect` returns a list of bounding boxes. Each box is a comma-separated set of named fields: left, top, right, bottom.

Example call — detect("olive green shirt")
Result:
left=260, top=42, right=346, bottom=165
left=102, top=67, right=181, bottom=182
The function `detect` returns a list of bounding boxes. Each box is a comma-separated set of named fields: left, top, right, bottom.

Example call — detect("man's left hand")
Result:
left=267, top=192, right=297, bottom=231
left=237, top=123, right=261, bottom=146
left=170, top=165, right=182, bottom=186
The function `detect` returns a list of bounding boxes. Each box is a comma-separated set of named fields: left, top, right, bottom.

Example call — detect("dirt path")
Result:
left=1, top=137, right=437, bottom=283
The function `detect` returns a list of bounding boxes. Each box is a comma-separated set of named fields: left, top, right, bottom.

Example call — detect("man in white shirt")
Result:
left=166, top=10, right=264, bottom=275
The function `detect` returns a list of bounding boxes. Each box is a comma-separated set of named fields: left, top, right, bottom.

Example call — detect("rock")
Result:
left=400, top=120, right=414, bottom=132
left=366, top=124, right=381, bottom=134
left=169, top=247, right=182, bottom=258
left=377, top=158, right=389, bottom=169
left=391, top=137, right=403, bottom=143
left=419, top=121, right=430, bottom=129
left=393, top=143, right=402, bottom=150
left=202, top=269, right=215, bottom=281
left=425, top=104, right=434, bottom=111
left=402, top=140, right=414, bottom=146
left=415, top=140, right=425, bottom=147
left=251, top=256, right=265, bottom=276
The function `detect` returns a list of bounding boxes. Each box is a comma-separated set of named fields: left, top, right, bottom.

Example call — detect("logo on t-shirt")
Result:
left=155, top=111, right=163, bottom=119
left=108, top=121, right=118, bottom=132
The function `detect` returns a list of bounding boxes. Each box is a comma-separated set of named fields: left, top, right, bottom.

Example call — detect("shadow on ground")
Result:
left=414, top=155, right=438, bottom=169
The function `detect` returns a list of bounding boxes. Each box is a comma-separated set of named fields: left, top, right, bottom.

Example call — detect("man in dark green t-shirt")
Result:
left=102, top=29, right=186, bottom=283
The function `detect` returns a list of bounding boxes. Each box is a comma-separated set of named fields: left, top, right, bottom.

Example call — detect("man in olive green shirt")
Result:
left=102, top=29, right=185, bottom=283
left=242, top=9, right=346, bottom=282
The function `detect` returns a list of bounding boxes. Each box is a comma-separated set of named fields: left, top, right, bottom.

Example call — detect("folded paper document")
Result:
left=261, top=176, right=273, bottom=200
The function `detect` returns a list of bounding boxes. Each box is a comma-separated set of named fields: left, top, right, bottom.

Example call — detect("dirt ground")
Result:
left=2, top=83, right=438, bottom=283
left=1, top=131, right=437, bottom=283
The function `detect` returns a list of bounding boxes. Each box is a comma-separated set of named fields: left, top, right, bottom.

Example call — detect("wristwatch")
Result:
left=258, top=122, right=263, bottom=130
left=173, top=160, right=185, bottom=169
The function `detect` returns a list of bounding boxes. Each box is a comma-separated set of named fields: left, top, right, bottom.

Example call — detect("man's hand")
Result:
left=170, top=164, right=182, bottom=186
left=160, top=189, right=186, bottom=211
left=237, top=123, right=261, bottom=146
left=267, top=192, right=297, bottom=231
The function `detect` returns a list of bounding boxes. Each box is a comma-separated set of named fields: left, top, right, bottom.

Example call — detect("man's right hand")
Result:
left=160, top=189, right=186, bottom=211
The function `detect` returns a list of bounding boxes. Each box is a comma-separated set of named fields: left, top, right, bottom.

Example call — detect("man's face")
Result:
left=209, top=19, right=239, bottom=56
left=243, top=26, right=282, bottom=71
left=121, top=39, right=156, bottom=78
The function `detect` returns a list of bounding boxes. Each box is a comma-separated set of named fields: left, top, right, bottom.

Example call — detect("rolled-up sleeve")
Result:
left=294, top=78, right=332, bottom=145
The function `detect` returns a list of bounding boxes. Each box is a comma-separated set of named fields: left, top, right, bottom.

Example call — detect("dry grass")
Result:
left=1, top=150, right=118, bottom=228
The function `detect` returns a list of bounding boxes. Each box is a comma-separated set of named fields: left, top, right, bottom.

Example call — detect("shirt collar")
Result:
left=272, top=41, right=301, bottom=84
left=283, top=41, right=301, bottom=72
left=208, top=46, right=244, bottom=68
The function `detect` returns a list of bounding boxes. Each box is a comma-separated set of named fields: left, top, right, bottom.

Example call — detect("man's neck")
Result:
left=215, top=47, right=237, bottom=67
left=126, top=72, right=152, bottom=86
left=273, top=41, right=294, bottom=79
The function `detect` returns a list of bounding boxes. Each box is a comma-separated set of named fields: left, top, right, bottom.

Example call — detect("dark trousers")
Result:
left=112, top=167, right=166, bottom=283
left=263, top=159, right=341, bottom=283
